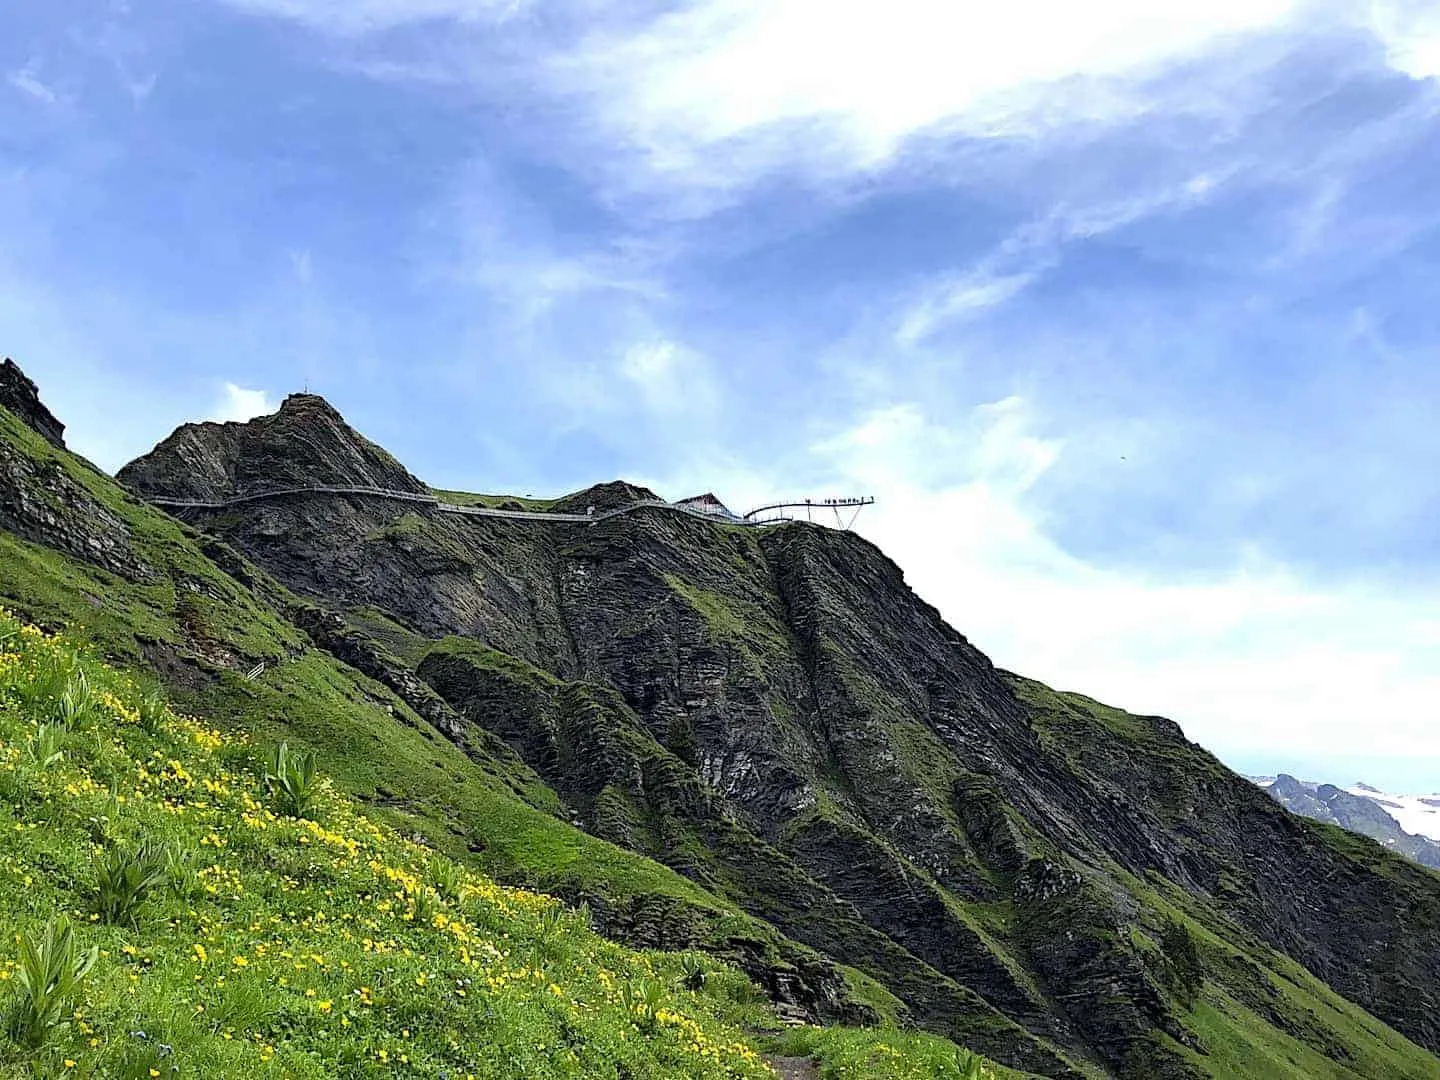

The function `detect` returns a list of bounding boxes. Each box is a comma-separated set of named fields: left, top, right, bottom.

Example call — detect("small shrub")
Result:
left=162, top=843, right=198, bottom=899
left=94, top=840, right=170, bottom=926
left=1160, top=918, right=1204, bottom=1005
left=207, top=980, right=277, bottom=1037
left=954, top=1048, right=991, bottom=1079
left=6, top=916, right=98, bottom=1048
left=52, top=669, right=98, bottom=729
left=533, top=902, right=580, bottom=960
left=12, top=650, right=76, bottom=718
left=264, top=742, right=322, bottom=819
left=409, top=885, right=440, bottom=925
left=679, top=954, right=709, bottom=993
left=537, top=903, right=566, bottom=939
left=136, top=689, right=168, bottom=736
left=621, top=978, right=666, bottom=1033
left=84, top=784, right=123, bottom=846
left=24, top=722, right=66, bottom=770
left=428, top=857, right=463, bottom=902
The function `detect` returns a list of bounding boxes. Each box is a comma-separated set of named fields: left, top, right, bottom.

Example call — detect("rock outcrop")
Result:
left=0, top=359, right=65, bottom=450
left=0, top=368, right=152, bottom=582
left=117, top=393, right=426, bottom=502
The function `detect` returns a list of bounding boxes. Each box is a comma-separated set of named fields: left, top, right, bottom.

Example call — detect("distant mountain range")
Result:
left=1250, top=775, right=1440, bottom=869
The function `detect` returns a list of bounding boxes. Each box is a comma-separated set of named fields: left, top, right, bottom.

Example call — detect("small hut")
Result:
left=676, top=492, right=736, bottom=519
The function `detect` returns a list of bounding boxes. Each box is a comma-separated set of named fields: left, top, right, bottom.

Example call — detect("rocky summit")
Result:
left=4, top=364, right=1440, bottom=1079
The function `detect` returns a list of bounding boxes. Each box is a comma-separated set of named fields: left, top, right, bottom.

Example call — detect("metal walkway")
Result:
left=142, top=485, right=870, bottom=529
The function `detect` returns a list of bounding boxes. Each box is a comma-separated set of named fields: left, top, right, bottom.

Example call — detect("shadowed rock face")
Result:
left=112, top=393, right=1440, bottom=1079
left=1, top=359, right=65, bottom=449
left=117, top=393, right=426, bottom=502
left=0, top=364, right=151, bottom=581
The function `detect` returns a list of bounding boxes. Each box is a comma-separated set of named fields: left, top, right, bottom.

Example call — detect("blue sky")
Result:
left=4, top=0, right=1440, bottom=792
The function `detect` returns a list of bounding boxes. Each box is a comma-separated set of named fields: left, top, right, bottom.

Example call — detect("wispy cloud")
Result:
left=617, top=338, right=717, bottom=416
left=288, top=249, right=314, bottom=285
left=426, top=158, right=665, bottom=323
left=549, top=0, right=1301, bottom=184
left=896, top=172, right=1229, bottom=344
left=6, top=64, right=59, bottom=105
left=214, top=0, right=530, bottom=35
left=207, top=383, right=275, bottom=423
left=199, top=0, right=1440, bottom=222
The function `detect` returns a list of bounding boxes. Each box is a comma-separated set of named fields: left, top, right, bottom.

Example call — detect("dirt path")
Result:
left=764, top=1056, right=820, bottom=1080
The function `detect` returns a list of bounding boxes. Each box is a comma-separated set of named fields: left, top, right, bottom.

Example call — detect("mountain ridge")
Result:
left=3, top=363, right=1440, bottom=1079
left=1250, top=774, right=1440, bottom=870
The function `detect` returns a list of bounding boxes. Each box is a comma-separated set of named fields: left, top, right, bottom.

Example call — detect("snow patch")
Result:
left=1345, top=786, right=1440, bottom=842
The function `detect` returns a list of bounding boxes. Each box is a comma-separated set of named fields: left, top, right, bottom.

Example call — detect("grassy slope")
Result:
left=0, top=410, right=1008, bottom=1076
left=0, top=617, right=779, bottom=1079
left=767, top=1026, right=1035, bottom=1080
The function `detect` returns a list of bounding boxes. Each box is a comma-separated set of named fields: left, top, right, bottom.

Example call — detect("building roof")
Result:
left=676, top=492, right=734, bottom=515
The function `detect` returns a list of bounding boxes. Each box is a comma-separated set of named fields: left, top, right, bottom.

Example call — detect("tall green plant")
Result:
left=428, top=856, right=463, bottom=902
left=264, top=742, right=322, bottom=819
left=12, top=650, right=75, bottom=721
left=136, top=689, right=168, bottom=736
left=408, top=885, right=440, bottom=926
left=6, top=916, right=98, bottom=1048
left=953, top=1048, right=991, bottom=1079
left=24, top=723, right=66, bottom=770
left=94, top=840, right=170, bottom=926
left=620, top=978, right=667, bottom=1034
left=52, top=669, right=97, bottom=729
left=678, top=954, right=709, bottom=993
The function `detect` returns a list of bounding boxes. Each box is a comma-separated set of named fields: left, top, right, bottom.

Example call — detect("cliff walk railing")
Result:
left=141, top=485, right=871, bottom=529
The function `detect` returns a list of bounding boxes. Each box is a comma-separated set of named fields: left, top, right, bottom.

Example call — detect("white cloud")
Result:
left=566, top=2, right=1294, bottom=148
left=430, top=158, right=666, bottom=322
left=6, top=66, right=59, bottom=105
left=1368, top=0, right=1440, bottom=79
left=897, top=272, right=1040, bottom=346
left=617, top=338, right=718, bottom=417
left=814, top=398, right=1440, bottom=778
left=541, top=0, right=1316, bottom=198
left=208, top=383, right=275, bottom=423
left=206, top=0, right=1439, bottom=217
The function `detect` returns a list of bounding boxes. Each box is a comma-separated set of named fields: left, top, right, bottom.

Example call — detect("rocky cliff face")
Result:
left=1, top=358, right=66, bottom=449
left=99, top=393, right=1440, bottom=1079
left=118, top=393, right=426, bottom=502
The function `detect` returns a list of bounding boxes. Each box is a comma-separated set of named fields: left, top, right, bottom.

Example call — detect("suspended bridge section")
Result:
left=141, top=486, right=873, bottom=530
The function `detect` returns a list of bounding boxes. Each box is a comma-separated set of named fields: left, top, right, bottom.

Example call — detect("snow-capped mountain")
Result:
left=1346, top=784, right=1440, bottom=844
left=1249, top=775, right=1440, bottom=870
